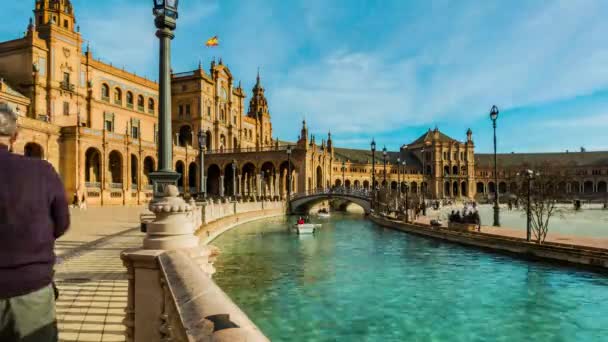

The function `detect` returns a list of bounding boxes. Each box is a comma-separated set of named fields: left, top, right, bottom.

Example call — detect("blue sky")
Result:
left=3, top=0, right=608, bottom=153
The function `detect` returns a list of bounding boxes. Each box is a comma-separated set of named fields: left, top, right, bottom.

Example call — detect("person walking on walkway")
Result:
left=0, top=106, right=70, bottom=342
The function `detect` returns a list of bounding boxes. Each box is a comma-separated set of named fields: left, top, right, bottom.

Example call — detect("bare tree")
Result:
left=513, top=163, right=573, bottom=244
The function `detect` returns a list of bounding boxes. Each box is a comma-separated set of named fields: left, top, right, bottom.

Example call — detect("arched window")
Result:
left=101, top=84, right=110, bottom=101
left=148, top=98, right=155, bottom=114
left=137, top=95, right=144, bottom=111
left=126, top=91, right=133, bottom=108
left=114, top=88, right=122, bottom=105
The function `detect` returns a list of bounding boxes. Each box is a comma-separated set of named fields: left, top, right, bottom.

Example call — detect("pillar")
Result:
left=219, top=175, right=225, bottom=197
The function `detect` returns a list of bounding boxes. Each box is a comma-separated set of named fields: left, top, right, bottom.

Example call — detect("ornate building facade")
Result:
left=1, top=1, right=606, bottom=206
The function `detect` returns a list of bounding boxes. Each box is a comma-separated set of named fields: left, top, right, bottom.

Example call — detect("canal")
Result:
left=213, top=213, right=608, bottom=341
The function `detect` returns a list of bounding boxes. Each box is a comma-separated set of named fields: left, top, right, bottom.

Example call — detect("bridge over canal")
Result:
left=289, top=189, right=373, bottom=214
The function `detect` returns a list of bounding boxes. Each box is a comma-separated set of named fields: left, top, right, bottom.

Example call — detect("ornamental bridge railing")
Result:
left=289, top=187, right=372, bottom=201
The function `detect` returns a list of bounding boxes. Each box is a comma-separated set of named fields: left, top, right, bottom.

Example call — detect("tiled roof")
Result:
left=334, top=147, right=422, bottom=167
left=475, top=151, right=608, bottom=168
left=408, top=129, right=459, bottom=145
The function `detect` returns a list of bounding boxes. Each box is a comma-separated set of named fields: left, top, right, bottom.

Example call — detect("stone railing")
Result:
left=122, top=186, right=272, bottom=342
left=157, top=250, right=269, bottom=341
left=201, top=198, right=285, bottom=225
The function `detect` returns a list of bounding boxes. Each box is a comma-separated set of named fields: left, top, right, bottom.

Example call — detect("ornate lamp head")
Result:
left=197, top=130, right=206, bottom=149
left=490, top=105, right=499, bottom=121
left=371, top=139, right=376, bottom=152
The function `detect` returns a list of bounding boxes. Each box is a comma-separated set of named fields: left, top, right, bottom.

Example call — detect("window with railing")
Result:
left=148, top=99, right=155, bottom=114
left=137, top=95, right=144, bottom=111
left=126, top=92, right=134, bottom=109
left=114, top=88, right=122, bottom=105
left=101, top=84, right=110, bottom=101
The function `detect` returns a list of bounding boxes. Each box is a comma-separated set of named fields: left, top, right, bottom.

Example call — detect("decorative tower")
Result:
left=34, top=0, right=76, bottom=31
left=247, top=70, right=272, bottom=147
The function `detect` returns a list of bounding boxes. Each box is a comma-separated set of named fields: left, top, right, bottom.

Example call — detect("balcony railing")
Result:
left=102, top=96, right=110, bottom=102
left=114, top=100, right=122, bottom=106
left=110, top=183, right=123, bottom=189
left=131, top=183, right=138, bottom=190
left=85, top=182, right=101, bottom=189
left=138, top=105, right=144, bottom=112
left=59, top=81, right=75, bottom=92
left=127, top=103, right=134, bottom=109
left=205, top=145, right=291, bottom=155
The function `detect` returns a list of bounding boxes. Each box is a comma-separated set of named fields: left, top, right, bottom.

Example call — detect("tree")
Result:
left=513, top=164, right=573, bottom=244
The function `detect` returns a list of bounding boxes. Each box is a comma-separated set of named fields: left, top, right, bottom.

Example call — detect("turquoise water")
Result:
left=212, top=214, right=608, bottom=341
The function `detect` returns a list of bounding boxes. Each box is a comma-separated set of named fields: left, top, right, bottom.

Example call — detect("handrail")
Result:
left=158, top=250, right=270, bottom=341
left=290, top=187, right=372, bottom=201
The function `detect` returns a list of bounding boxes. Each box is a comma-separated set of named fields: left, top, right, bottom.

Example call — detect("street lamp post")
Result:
left=490, top=105, right=500, bottom=227
left=286, top=145, right=292, bottom=201
left=197, top=130, right=206, bottom=200
left=421, top=148, right=426, bottom=216
left=148, top=0, right=181, bottom=197
left=382, top=146, right=387, bottom=187
left=371, top=139, right=376, bottom=210
left=397, top=157, right=401, bottom=198
left=342, top=161, right=346, bottom=190
left=232, top=159, right=237, bottom=198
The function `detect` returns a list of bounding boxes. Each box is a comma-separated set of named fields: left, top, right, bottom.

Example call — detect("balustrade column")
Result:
left=237, top=175, right=242, bottom=196
left=219, top=175, right=225, bottom=198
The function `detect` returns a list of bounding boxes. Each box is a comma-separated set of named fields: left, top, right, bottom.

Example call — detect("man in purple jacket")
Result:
left=0, top=106, right=70, bottom=341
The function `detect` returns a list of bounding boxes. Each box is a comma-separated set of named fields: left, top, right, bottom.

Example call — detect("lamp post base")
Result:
left=493, top=205, right=501, bottom=227
left=149, top=170, right=181, bottom=200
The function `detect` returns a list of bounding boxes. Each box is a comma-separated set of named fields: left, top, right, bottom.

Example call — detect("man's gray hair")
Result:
left=0, top=104, right=18, bottom=137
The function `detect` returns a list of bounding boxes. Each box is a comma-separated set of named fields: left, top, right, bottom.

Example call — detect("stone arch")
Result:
left=363, top=180, right=370, bottom=189
left=108, top=150, right=123, bottom=184
left=143, top=156, right=155, bottom=185
left=335, top=179, right=342, bottom=187
left=570, top=181, right=580, bottom=193
left=444, top=181, right=451, bottom=197
left=391, top=181, right=398, bottom=190
left=461, top=181, right=468, bottom=197
left=85, top=147, right=101, bottom=184
left=148, top=98, right=155, bottom=114
left=452, top=165, right=458, bottom=175
left=175, top=161, right=185, bottom=188
left=126, top=91, right=134, bottom=107
left=24, top=142, right=44, bottom=159
left=488, top=182, right=496, bottom=194
left=476, top=182, right=485, bottom=194
left=207, top=164, right=221, bottom=197
left=189, top=162, right=197, bottom=193
left=130, top=154, right=138, bottom=188
left=261, top=161, right=276, bottom=197
left=101, top=83, right=110, bottom=99
left=345, top=179, right=352, bottom=189
left=137, top=95, right=145, bottom=110
left=598, top=181, right=607, bottom=193
left=224, top=163, right=237, bottom=197
left=290, top=194, right=371, bottom=214
left=453, top=181, right=459, bottom=196
left=584, top=180, right=594, bottom=193
left=178, top=125, right=192, bottom=147
left=354, top=180, right=361, bottom=189
left=241, top=162, right=257, bottom=197
left=499, top=181, right=507, bottom=194
left=411, top=181, right=418, bottom=193
left=444, top=165, right=450, bottom=176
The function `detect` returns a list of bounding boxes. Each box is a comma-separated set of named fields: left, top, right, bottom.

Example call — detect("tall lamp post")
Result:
left=518, top=169, right=536, bottom=241
left=149, top=0, right=180, bottom=197
left=490, top=105, right=500, bottom=226
left=232, top=159, right=237, bottom=198
left=397, top=157, right=401, bottom=198
left=286, top=145, right=292, bottom=201
left=403, top=160, right=408, bottom=222
left=197, top=130, right=206, bottom=200
left=342, top=161, right=346, bottom=190
left=421, top=148, right=426, bottom=215
left=382, top=146, right=387, bottom=187
left=371, top=139, right=376, bottom=209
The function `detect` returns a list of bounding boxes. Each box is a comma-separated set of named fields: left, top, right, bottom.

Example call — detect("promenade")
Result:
left=54, top=207, right=146, bottom=342
left=416, top=209, right=608, bottom=249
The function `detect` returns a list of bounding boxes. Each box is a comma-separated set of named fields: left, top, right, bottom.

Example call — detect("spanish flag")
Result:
left=205, top=36, right=219, bottom=47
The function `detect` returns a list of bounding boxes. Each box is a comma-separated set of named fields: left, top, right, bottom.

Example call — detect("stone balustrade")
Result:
left=122, top=186, right=280, bottom=342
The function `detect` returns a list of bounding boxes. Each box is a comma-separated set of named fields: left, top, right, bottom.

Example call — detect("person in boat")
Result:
left=297, top=217, right=305, bottom=225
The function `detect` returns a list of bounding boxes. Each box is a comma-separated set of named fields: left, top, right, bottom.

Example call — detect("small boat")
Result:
left=292, top=223, right=321, bottom=234
left=316, top=209, right=331, bottom=218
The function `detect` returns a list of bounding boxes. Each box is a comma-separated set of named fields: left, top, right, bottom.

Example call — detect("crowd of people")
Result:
left=448, top=201, right=481, bottom=228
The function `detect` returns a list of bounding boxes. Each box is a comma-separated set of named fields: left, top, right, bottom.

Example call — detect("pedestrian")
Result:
left=72, top=192, right=79, bottom=209
left=0, top=106, right=70, bottom=342
left=80, top=192, right=87, bottom=210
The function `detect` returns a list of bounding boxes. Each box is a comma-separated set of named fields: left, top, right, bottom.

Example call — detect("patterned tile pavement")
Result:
left=54, top=207, right=146, bottom=342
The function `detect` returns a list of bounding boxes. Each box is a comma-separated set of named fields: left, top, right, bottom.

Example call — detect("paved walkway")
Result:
left=413, top=216, right=608, bottom=249
left=54, top=207, right=146, bottom=342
